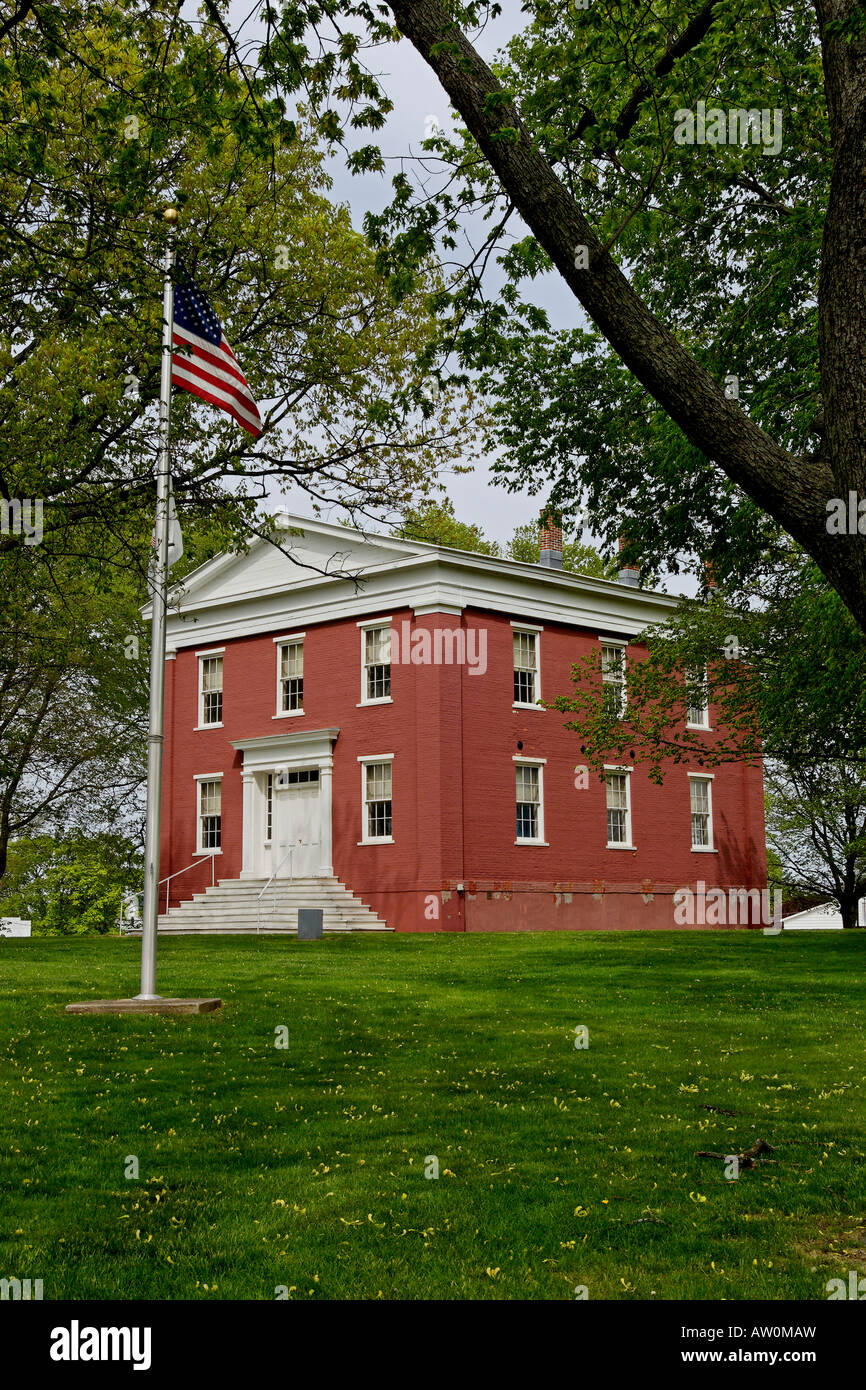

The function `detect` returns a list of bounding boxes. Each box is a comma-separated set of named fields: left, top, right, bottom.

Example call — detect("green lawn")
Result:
left=1, top=931, right=864, bottom=1301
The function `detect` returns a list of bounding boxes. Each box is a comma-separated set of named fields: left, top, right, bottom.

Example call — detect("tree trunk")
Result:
left=839, top=893, right=862, bottom=929
left=386, top=0, right=866, bottom=631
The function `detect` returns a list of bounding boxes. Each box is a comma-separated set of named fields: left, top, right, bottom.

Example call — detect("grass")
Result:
left=0, top=930, right=864, bottom=1301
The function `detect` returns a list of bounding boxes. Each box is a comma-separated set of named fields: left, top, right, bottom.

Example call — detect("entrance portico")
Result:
left=231, top=729, right=338, bottom=880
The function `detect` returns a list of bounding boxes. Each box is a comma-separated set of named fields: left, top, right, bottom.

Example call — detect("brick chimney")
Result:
left=539, top=508, right=563, bottom=569
left=617, top=535, right=640, bottom=588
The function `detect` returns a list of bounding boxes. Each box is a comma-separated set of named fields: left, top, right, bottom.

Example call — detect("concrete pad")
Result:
left=65, top=997, right=223, bottom=1016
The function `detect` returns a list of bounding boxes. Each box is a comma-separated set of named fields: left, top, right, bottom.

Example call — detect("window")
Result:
left=605, top=770, right=632, bottom=847
left=278, top=640, right=304, bottom=714
left=515, top=761, right=543, bottom=841
left=197, top=778, right=221, bottom=851
left=198, top=654, right=223, bottom=726
left=689, top=775, right=714, bottom=849
left=363, top=626, right=391, bottom=702
left=265, top=773, right=273, bottom=843
left=686, top=664, right=710, bottom=728
left=275, top=769, right=319, bottom=787
left=361, top=759, right=393, bottom=841
left=601, top=643, right=626, bottom=718
left=513, top=630, right=539, bottom=705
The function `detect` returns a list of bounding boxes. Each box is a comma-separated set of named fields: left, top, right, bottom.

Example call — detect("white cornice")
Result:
left=153, top=515, right=682, bottom=653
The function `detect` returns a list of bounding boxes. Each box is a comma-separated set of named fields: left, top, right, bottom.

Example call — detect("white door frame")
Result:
left=232, top=729, right=338, bottom=880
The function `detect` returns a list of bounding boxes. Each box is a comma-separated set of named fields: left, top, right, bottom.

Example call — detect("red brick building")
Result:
left=151, top=513, right=766, bottom=933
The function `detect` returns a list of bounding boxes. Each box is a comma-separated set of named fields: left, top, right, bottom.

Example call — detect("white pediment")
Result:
left=173, top=515, right=422, bottom=610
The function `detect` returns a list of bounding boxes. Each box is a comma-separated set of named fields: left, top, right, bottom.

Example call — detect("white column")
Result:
left=317, top=760, right=334, bottom=876
left=239, top=771, right=257, bottom=879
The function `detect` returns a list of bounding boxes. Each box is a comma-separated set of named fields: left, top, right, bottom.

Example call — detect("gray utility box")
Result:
left=297, top=908, right=324, bottom=941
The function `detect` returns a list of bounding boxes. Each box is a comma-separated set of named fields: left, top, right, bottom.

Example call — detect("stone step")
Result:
left=161, top=911, right=380, bottom=922
left=150, top=873, right=391, bottom=935
left=183, top=895, right=377, bottom=910
left=166, top=895, right=380, bottom=914
left=189, top=889, right=366, bottom=900
left=153, top=926, right=382, bottom=935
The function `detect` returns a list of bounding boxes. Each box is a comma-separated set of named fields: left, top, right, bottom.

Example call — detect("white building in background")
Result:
left=0, top=917, right=31, bottom=937
left=783, top=899, right=866, bottom=930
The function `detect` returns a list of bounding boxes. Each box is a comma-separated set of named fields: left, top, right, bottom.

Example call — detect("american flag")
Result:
left=171, top=261, right=262, bottom=437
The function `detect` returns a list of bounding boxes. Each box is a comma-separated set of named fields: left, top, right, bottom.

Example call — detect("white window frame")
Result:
left=196, top=649, right=225, bottom=729
left=194, top=773, right=223, bottom=855
left=686, top=663, right=711, bottom=729
left=358, top=754, right=394, bottom=844
left=264, top=771, right=273, bottom=845
left=513, top=755, right=547, bottom=844
left=274, top=633, right=305, bottom=718
left=357, top=618, right=393, bottom=706
left=600, top=639, right=627, bottom=718
left=688, top=773, right=716, bottom=852
left=604, top=764, right=634, bottom=849
left=511, top=622, right=543, bottom=709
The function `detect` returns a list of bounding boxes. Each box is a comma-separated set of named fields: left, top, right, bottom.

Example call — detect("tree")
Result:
left=0, top=1, right=479, bottom=565
left=262, top=1, right=866, bottom=630
left=0, top=830, right=141, bottom=934
left=0, top=494, right=245, bottom=883
left=765, top=762, right=866, bottom=929
left=397, top=497, right=501, bottom=553
left=0, top=547, right=146, bottom=882
left=550, top=560, right=866, bottom=783
left=395, top=497, right=614, bottom=573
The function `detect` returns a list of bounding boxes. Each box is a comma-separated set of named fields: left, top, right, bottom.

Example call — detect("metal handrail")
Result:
left=256, top=847, right=294, bottom=933
left=159, top=852, right=217, bottom=914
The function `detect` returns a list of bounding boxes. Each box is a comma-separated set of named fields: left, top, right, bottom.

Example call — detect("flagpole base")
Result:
left=65, top=998, right=222, bottom=1016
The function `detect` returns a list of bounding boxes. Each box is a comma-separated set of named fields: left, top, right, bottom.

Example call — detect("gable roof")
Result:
left=146, top=510, right=682, bottom=653
left=167, top=514, right=422, bottom=608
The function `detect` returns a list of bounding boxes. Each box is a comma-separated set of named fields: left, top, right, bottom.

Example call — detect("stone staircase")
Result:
left=149, top=876, right=391, bottom=935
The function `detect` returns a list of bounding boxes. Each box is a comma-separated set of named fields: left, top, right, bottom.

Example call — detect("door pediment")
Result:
left=232, top=728, right=339, bottom=774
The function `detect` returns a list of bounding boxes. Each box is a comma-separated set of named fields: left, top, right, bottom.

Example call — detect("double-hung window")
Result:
left=605, top=767, right=633, bottom=847
left=359, top=757, right=393, bottom=842
left=515, top=759, right=545, bottom=843
left=513, top=627, right=541, bottom=706
left=276, top=637, right=304, bottom=715
left=689, top=775, right=714, bottom=850
left=360, top=623, right=392, bottom=703
left=601, top=642, right=626, bottom=718
left=686, top=664, right=710, bottom=728
left=198, top=653, right=223, bottom=727
left=196, top=777, right=222, bottom=852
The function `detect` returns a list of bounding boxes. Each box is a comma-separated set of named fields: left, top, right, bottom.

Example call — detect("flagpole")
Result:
left=137, top=206, right=178, bottom=1001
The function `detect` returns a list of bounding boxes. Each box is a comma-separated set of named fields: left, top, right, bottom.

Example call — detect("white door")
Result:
left=274, top=774, right=321, bottom=877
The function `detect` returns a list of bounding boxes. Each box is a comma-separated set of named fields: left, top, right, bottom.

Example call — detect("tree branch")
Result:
left=385, top=0, right=866, bottom=628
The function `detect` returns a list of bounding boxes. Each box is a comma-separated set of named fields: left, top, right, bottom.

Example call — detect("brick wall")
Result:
left=160, top=605, right=766, bottom=930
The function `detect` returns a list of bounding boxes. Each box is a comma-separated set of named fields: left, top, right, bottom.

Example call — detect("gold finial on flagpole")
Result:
left=163, top=206, right=179, bottom=225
